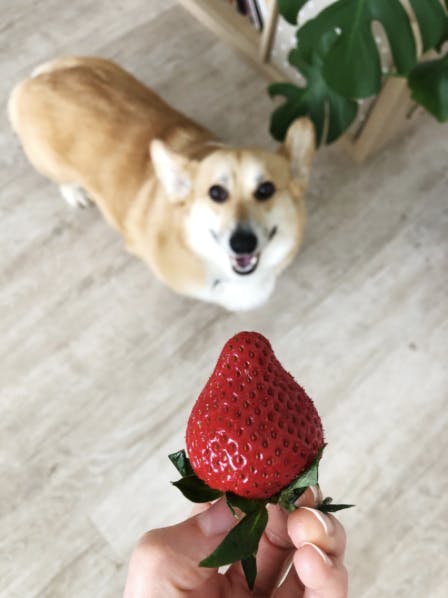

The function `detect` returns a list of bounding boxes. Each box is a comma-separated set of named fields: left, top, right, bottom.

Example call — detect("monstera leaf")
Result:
left=272, top=0, right=448, bottom=143
left=408, top=55, right=448, bottom=122
left=277, top=0, right=308, bottom=25
left=408, top=0, right=448, bottom=51
left=295, top=0, right=417, bottom=98
left=269, top=32, right=357, bottom=145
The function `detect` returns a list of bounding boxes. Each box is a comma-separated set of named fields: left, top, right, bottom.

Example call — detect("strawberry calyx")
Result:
left=169, top=447, right=353, bottom=591
left=317, top=496, right=355, bottom=513
left=169, top=450, right=223, bottom=502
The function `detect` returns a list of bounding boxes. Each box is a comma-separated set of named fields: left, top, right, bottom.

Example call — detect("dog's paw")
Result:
left=59, top=184, right=92, bottom=208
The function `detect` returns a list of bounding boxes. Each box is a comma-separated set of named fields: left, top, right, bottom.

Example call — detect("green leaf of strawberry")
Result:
left=318, top=503, right=354, bottom=513
left=199, top=504, right=268, bottom=568
left=168, top=449, right=194, bottom=477
left=226, top=492, right=266, bottom=515
left=317, top=496, right=355, bottom=513
left=278, top=446, right=325, bottom=511
left=241, top=554, right=257, bottom=591
left=170, top=448, right=223, bottom=502
left=172, top=475, right=223, bottom=503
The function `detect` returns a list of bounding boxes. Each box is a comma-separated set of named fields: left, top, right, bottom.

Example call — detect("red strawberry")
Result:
left=169, top=331, right=351, bottom=591
left=185, top=331, right=324, bottom=499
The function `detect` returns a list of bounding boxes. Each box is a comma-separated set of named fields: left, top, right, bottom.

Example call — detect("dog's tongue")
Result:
left=236, top=255, right=254, bottom=268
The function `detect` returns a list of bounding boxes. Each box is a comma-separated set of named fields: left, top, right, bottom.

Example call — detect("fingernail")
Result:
left=197, top=499, right=236, bottom=536
left=309, top=484, right=323, bottom=504
left=300, top=542, right=333, bottom=567
left=299, top=507, right=334, bottom=536
left=294, top=484, right=322, bottom=507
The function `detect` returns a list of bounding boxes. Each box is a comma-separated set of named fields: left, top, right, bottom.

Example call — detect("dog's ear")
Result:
left=282, top=117, right=315, bottom=184
left=150, top=140, right=194, bottom=201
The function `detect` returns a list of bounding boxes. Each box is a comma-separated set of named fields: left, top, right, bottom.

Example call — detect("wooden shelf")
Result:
left=177, top=0, right=285, bottom=81
left=177, top=0, right=419, bottom=162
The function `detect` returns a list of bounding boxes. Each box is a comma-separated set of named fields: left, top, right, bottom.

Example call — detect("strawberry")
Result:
left=169, top=331, right=352, bottom=591
left=186, top=331, right=324, bottom=499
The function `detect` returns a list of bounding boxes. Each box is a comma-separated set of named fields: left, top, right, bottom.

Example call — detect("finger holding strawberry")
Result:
left=123, top=487, right=348, bottom=597
left=170, top=331, right=353, bottom=591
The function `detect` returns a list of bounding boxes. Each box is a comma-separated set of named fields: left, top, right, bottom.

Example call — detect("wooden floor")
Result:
left=1, top=2, right=447, bottom=597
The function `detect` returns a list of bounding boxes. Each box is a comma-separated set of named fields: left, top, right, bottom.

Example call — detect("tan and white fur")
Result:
left=8, top=56, right=315, bottom=311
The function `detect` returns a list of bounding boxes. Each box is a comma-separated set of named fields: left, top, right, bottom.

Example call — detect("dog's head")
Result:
left=150, top=118, right=315, bottom=279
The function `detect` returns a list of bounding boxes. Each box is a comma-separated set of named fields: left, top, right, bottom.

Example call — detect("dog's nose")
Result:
left=230, top=228, right=258, bottom=254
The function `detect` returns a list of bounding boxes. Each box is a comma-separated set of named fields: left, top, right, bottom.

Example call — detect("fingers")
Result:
left=283, top=507, right=348, bottom=598
left=297, top=485, right=322, bottom=508
left=228, top=503, right=292, bottom=593
left=252, top=487, right=321, bottom=591
left=123, top=498, right=236, bottom=597
left=293, top=544, right=348, bottom=598
left=225, top=486, right=318, bottom=595
left=190, top=502, right=212, bottom=517
left=123, top=491, right=348, bottom=598
left=288, top=507, right=346, bottom=561
left=273, top=564, right=304, bottom=597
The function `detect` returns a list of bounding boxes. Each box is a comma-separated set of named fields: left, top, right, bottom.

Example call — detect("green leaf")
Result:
left=294, top=446, right=324, bottom=486
left=168, top=449, right=194, bottom=477
left=241, top=554, right=257, bottom=591
left=409, top=0, right=448, bottom=52
left=317, top=496, right=354, bottom=512
left=278, top=0, right=309, bottom=25
left=172, top=475, right=223, bottom=503
left=277, top=446, right=325, bottom=511
left=200, top=505, right=268, bottom=567
left=408, top=55, right=448, bottom=122
left=278, top=485, right=309, bottom=511
left=269, top=34, right=357, bottom=145
left=226, top=492, right=266, bottom=515
left=170, top=450, right=222, bottom=503
left=295, top=0, right=417, bottom=98
left=317, top=503, right=355, bottom=513
left=269, top=83, right=312, bottom=142
left=321, top=496, right=334, bottom=505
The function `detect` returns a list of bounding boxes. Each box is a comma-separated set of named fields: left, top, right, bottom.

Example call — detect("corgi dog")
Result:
left=8, top=57, right=315, bottom=311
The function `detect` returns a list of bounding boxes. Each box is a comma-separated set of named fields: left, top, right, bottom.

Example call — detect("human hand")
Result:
left=123, top=488, right=348, bottom=597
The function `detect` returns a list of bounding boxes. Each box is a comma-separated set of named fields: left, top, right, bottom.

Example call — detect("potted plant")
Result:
left=269, top=0, right=448, bottom=145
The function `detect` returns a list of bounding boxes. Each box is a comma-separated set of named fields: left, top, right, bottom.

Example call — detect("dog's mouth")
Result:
left=230, top=252, right=260, bottom=275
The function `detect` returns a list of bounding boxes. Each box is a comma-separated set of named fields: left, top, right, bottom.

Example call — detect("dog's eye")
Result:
left=209, top=185, right=229, bottom=203
left=254, top=181, right=276, bottom=201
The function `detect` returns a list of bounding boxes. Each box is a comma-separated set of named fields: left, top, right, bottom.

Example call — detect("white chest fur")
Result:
left=195, top=270, right=277, bottom=311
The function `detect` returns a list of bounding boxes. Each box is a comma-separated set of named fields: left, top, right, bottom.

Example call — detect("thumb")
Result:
left=124, top=498, right=236, bottom=597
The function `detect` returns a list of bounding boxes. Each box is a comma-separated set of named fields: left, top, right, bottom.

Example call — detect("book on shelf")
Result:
left=224, top=0, right=265, bottom=31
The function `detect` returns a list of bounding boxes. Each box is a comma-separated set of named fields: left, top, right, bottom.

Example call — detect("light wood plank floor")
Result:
left=1, top=2, right=447, bottom=596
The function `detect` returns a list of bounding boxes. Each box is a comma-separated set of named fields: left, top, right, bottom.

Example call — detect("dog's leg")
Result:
left=59, top=184, right=92, bottom=208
